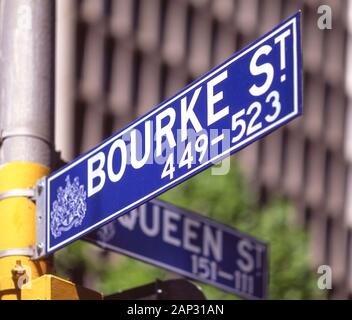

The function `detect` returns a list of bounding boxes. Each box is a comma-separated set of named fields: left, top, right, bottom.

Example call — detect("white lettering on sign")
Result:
left=119, top=209, right=138, bottom=230
left=163, top=209, right=182, bottom=247
left=249, top=45, right=274, bottom=96
left=107, top=139, right=127, bottom=183
left=118, top=204, right=224, bottom=263
left=139, top=204, right=160, bottom=237
left=207, top=71, right=229, bottom=126
left=183, top=218, right=201, bottom=254
left=236, top=240, right=265, bottom=274
left=85, top=24, right=295, bottom=198
left=237, top=240, right=255, bottom=273
left=155, top=108, right=176, bottom=158
left=181, top=88, right=203, bottom=142
left=203, top=225, right=222, bottom=262
left=87, top=152, right=106, bottom=197
left=130, top=121, right=152, bottom=169
left=275, top=29, right=291, bottom=82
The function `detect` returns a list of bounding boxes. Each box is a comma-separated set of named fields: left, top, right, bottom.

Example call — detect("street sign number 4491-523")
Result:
left=35, top=12, right=302, bottom=258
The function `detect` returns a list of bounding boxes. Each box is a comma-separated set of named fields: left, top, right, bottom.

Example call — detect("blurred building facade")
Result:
left=55, top=0, right=351, bottom=299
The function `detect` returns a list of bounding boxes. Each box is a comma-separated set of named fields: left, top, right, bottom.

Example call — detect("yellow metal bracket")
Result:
left=21, top=275, right=102, bottom=300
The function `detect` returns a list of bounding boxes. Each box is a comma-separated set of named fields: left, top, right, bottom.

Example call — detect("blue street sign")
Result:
left=85, top=199, right=268, bottom=300
left=38, top=12, right=302, bottom=256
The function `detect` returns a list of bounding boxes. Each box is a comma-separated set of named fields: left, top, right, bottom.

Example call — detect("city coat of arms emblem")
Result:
left=50, top=175, right=87, bottom=238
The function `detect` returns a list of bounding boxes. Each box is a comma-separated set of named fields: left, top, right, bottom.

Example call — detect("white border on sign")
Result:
left=47, top=16, right=299, bottom=252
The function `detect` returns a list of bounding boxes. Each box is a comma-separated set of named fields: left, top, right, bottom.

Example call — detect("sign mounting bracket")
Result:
left=33, top=177, right=48, bottom=260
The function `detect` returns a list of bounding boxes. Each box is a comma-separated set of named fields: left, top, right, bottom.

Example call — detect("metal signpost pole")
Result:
left=0, top=0, right=55, bottom=300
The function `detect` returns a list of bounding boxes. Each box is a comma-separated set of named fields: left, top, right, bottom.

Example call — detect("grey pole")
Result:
left=0, top=0, right=55, bottom=167
left=55, top=0, right=75, bottom=162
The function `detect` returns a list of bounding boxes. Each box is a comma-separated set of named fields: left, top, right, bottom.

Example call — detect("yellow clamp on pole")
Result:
left=0, top=162, right=51, bottom=300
